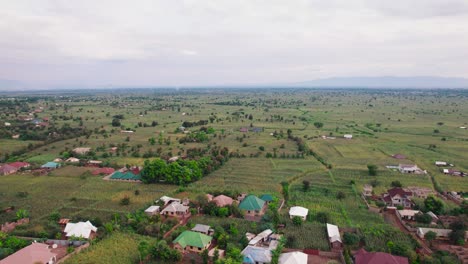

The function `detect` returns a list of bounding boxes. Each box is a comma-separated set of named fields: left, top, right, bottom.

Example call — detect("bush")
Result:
left=415, top=213, right=432, bottom=224
left=367, top=164, right=378, bottom=176
left=343, top=232, right=360, bottom=246
left=120, top=196, right=130, bottom=206
left=292, top=216, right=303, bottom=226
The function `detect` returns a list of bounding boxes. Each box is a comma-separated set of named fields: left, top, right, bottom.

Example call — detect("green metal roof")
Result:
left=110, top=171, right=141, bottom=180
left=239, top=195, right=265, bottom=211
left=173, top=231, right=212, bottom=248
left=260, top=194, right=274, bottom=202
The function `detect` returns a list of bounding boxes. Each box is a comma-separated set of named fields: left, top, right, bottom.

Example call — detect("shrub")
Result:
left=120, top=196, right=130, bottom=206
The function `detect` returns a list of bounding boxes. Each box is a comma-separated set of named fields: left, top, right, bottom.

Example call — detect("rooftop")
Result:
left=173, top=230, right=212, bottom=248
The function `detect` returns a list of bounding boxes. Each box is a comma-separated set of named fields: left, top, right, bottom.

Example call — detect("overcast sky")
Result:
left=1, top=0, right=468, bottom=88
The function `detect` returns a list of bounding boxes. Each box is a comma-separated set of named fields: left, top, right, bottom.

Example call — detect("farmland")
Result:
left=0, top=88, right=467, bottom=263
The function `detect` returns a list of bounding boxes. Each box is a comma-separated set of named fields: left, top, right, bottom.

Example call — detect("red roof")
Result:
left=0, top=164, right=17, bottom=174
left=8, top=162, right=30, bottom=169
left=0, top=242, right=56, bottom=264
left=354, top=248, right=408, bottom=264
left=92, top=167, right=115, bottom=175
left=387, top=188, right=412, bottom=198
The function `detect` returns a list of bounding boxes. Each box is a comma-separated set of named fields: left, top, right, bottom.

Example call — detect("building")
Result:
left=64, top=221, right=97, bottom=239
left=41, top=162, right=61, bottom=169
left=73, top=147, right=91, bottom=155
left=191, top=224, right=213, bottom=236
left=259, top=194, right=274, bottom=204
left=279, top=251, right=308, bottom=264
left=397, top=210, right=421, bottom=221
left=435, top=161, right=448, bottom=166
left=289, top=206, right=309, bottom=221
left=144, top=206, right=160, bottom=216
left=362, top=184, right=373, bottom=196
left=8, top=162, right=30, bottom=170
left=344, top=134, right=353, bottom=139
left=65, top=157, right=80, bottom=163
left=404, top=186, right=434, bottom=199
left=326, top=223, right=342, bottom=249
left=173, top=230, right=212, bottom=253
left=211, top=195, right=234, bottom=207
left=160, top=202, right=189, bottom=217
left=0, top=164, right=18, bottom=175
left=392, top=154, right=407, bottom=159
left=241, top=246, right=272, bottom=264
left=398, top=164, right=421, bottom=174
left=417, top=228, right=451, bottom=240
left=354, top=248, right=408, bottom=264
left=382, top=188, right=413, bottom=208
left=248, top=229, right=273, bottom=246
left=158, top=196, right=181, bottom=206
left=0, top=242, right=56, bottom=264
left=238, top=195, right=267, bottom=217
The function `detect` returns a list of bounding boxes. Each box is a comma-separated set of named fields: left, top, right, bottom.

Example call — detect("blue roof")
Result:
left=41, top=162, right=60, bottom=168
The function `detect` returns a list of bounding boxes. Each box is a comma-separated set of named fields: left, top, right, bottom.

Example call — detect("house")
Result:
left=240, top=127, right=249, bottom=133
left=344, top=134, right=353, bottom=139
left=326, top=223, right=342, bottom=249
left=248, top=229, right=273, bottom=246
left=173, top=230, right=212, bottom=253
left=404, top=186, right=434, bottom=199
left=41, top=162, right=60, bottom=169
left=0, top=242, right=57, bottom=264
left=65, top=157, right=80, bottom=163
left=4, top=122, right=11, bottom=126
left=279, top=251, right=308, bottom=264
left=168, top=156, right=179, bottom=162
left=88, top=160, right=102, bottom=165
left=53, top=158, right=63, bottom=163
left=239, top=195, right=267, bottom=217
left=8, top=161, right=30, bottom=170
left=289, top=206, right=309, bottom=221
left=241, top=246, right=272, bottom=264
left=397, top=210, right=421, bottom=221
left=362, top=184, right=373, bottom=196
left=435, top=161, right=448, bottom=166
left=260, top=194, right=274, bottom=204
left=212, top=195, right=234, bottom=207
left=64, top=221, right=97, bottom=239
left=0, top=164, right=18, bottom=175
left=72, top=147, right=91, bottom=155
left=191, top=224, right=214, bottom=236
left=250, top=127, right=263, bottom=133
left=398, top=164, right=421, bottom=174
left=11, top=134, right=20, bottom=139
left=158, top=196, right=181, bottom=206
left=144, top=205, right=160, bottom=216
left=160, top=202, right=189, bottom=217
left=354, top=248, right=408, bottom=264
left=417, top=228, right=452, bottom=240
left=392, top=154, right=406, bottom=159
left=109, top=171, right=141, bottom=181
left=382, top=188, right=413, bottom=208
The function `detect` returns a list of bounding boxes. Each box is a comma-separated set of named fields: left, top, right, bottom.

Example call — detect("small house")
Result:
left=0, top=164, right=18, bottom=175
left=344, top=134, right=353, bottom=139
left=392, top=154, right=406, bottom=159
left=73, top=147, right=91, bottom=155
left=212, top=195, right=234, bottom=207
left=239, top=195, right=267, bottom=217
left=8, top=162, right=30, bottom=170
left=354, top=248, right=408, bottom=264
left=64, top=221, right=97, bottom=239
left=289, top=206, right=309, bottom=221
left=173, top=230, right=212, bottom=253
left=66, top=157, right=80, bottom=163
left=240, top=127, right=249, bottom=133
left=158, top=196, right=181, bottom=206
left=326, top=223, right=342, bottom=249
left=398, top=164, right=421, bottom=174
left=404, top=186, right=434, bottom=199
left=160, top=202, right=189, bottom=217
left=435, top=161, right=447, bottom=166
left=259, top=194, right=274, bottom=204
left=191, top=224, right=214, bottom=236
left=53, top=158, right=63, bottom=163
left=241, top=246, right=272, bottom=264
left=144, top=206, right=160, bottom=216
left=41, top=162, right=61, bottom=169
left=397, top=210, right=421, bottom=221
left=279, top=251, right=308, bottom=264
left=248, top=229, right=273, bottom=246
left=362, top=184, right=373, bottom=196
left=0, top=242, right=56, bottom=264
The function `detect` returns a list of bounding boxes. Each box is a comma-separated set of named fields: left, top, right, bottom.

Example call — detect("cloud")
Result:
left=0, top=0, right=467, bottom=87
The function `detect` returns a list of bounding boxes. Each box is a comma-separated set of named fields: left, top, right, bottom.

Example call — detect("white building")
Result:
left=326, top=223, right=342, bottom=249
left=64, top=221, right=97, bottom=239
left=279, top=251, right=308, bottom=264
left=289, top=206, right=309, bottom=221
left=435, top=161, right=447, bottom=166
left=344, top=134, right=353, bottom=139
left=144, top=205, right=160, bottom=216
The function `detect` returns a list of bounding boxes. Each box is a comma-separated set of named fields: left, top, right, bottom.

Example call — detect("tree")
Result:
left=367, top=164, right=378, bottom=176
left=292, top=216, right=303, bottom=226
left=343, top=232, right=360, bottom=246
left=415, top=213, right=432, bottom=224
left=336, top=191, right=346, bottom=200
left=148, top=137, right=156, bottom=145
left=313, top=122, right=324, bottom=129
left=138, top=241, right=151, bottom=263
left=201, top=249, right=209, bottom=264
left=111, top=118, right=121, bottom=127
left=120, top=196, right=130, bottom=205
left=302, top=180, right=310, bottom=191
left=424, top=196, right=444, bottom=215
left=391, top=181, right=402, bottom=188
left=425, top=231, right=437, bottom=247
left=449, top=221, right=467, bottom=245
left=49, top=211, right=61, bottom=222
left=316, top=212, right=329, bottom=223
left=15, top=209, right=29, bottom=220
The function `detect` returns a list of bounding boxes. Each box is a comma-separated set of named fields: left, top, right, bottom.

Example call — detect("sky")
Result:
left=1, top=0, right=468, bottom=88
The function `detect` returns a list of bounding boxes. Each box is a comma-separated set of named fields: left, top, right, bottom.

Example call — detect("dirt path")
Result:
left=163, top=215, right=192, bottom=239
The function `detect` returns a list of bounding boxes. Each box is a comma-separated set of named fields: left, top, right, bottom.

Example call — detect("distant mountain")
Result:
left=0, top=79, right=25, bottom=90
left=288, top=76, right=468, bottom=89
